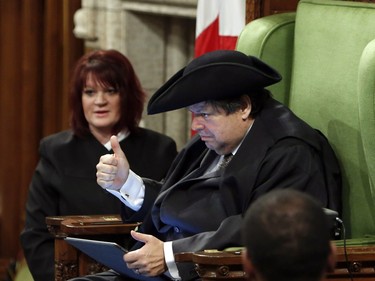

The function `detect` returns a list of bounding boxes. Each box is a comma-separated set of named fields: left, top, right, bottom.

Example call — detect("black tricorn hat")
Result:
left=147, top=50, right=282, bottom=115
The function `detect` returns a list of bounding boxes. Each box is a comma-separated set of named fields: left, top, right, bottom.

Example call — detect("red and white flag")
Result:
left=195, top=0, right=246, bottom=58
left=191, top=0, right=246, bottom=136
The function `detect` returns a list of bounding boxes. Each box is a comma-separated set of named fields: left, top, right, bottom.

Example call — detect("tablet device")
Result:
left=65, top=237, right=129, bottom=275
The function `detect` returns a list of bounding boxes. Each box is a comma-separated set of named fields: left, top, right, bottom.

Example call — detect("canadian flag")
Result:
left=191, top=0, right=246, bottom=136
left=195, top=0, right=246, bottom=58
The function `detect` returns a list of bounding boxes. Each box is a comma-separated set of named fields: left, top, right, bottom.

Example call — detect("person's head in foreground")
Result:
left=241, top=189, right=336, bottom=281
left=147, top=49, right=281, bottom=155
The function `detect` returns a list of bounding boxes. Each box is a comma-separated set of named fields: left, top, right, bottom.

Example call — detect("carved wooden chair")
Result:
left=46, top=215, right=140, bottom=281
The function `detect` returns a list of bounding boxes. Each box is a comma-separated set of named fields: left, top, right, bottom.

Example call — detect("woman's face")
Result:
left=82, top=74, right=121, bottom=139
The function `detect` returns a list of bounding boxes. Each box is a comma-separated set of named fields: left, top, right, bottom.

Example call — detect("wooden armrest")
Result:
left=174, top=252, right=194, bottom=263
left=175, top=250, right=245, bottom=280
left=175, top=245, right=375, bottom=280
left=327, top=244, right=375, bottom=278
left=175, top=249, right=243, bottom=263
left=176, top=250, right=245, bottom=280
left=46, top=215, right=141, bottom=280
left=192, top=250, right=243, bottom=264
left=46, top=215, right=141, bottom=237
left=60, top=218, right=141, bottom=236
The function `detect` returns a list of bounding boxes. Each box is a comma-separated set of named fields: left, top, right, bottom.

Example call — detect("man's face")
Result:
left=188, top=101, right=252, bottom=155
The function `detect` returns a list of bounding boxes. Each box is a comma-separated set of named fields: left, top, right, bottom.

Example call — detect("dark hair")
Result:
left=242, top=189, right=331, bottom=281
left=69, top=49, right=146, bottom=137
left=207, top=89, right=271, bottom=117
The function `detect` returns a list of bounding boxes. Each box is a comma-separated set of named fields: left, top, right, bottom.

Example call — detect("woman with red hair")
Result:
left=20, top=49, right=177, bottom=281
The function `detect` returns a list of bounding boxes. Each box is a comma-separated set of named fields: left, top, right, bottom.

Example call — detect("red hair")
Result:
left=69, top=49, right=146, bottom=137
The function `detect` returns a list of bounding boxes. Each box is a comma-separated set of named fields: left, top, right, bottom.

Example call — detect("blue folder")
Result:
left=65, top=237, right=168, bottom=280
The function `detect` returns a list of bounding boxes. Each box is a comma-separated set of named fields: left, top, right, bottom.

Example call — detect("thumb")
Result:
left=110, top=135, right=125, bottom=158
left=130, top=230, right=149, bottom=243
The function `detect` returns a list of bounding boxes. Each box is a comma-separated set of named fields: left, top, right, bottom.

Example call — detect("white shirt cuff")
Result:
left=106, top=170, right=144, bottom=211
left=164, top=241, right=181, bottom=280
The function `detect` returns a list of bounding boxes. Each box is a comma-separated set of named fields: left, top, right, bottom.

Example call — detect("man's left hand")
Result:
left=124, top=230, right=167, bottom=276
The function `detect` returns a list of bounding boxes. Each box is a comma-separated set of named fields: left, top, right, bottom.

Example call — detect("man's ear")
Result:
left=326, top=241, right=337, bottom=273
left=241, top=249, right=256, bottom=280
left=240, top=95, right=252, bottom=120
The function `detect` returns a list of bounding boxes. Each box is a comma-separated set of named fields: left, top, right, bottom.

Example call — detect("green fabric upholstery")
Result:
left=335, top=236, right=375, bottom=247
left=236, top=0, right=375, bottom=240
left=290, top=0, right=375, bottom=239
left=358, top=39, right=375, bottom=213
left=236, top=12, right=296, bottom=105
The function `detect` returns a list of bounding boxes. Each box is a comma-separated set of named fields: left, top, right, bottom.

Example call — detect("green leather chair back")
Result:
left=236, top=12, right=295, bottom=105
left=359, top=40, right=375, bottom=214
left=236, top=0, right=375, bottom=239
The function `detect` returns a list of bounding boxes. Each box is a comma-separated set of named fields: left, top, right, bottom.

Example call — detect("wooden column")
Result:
left=246, top=0, right=300, bottom=23
left=0, top=0, right=83, bottom=260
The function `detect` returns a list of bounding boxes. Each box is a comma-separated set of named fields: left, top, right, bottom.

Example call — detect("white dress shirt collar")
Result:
left=103, top=130, right=129, bottom=151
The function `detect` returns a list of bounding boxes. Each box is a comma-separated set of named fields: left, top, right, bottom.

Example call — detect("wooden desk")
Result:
left=175, top=244, right=375, bottom=281
left=46, top=215, right=141, bottom=281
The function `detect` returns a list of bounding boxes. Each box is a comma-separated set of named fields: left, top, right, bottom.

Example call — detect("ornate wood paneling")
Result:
left=0, top=0, right=83, bottom=260
left=262, top=0, right=299, bottom=16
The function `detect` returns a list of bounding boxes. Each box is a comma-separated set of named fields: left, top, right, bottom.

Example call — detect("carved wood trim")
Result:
left=175, top=245, right=375, bottom=281
left=246, top=0, right=262, bottom=23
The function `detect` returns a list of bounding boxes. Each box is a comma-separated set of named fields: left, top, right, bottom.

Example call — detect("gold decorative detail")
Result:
left=55, top=262, right=78, bottom=281
left=217, top=265, right=230, bottom=276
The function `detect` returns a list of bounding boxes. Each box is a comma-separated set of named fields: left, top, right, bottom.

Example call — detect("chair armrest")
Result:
left=174, top=252, right=193, bottom=263
left=61, top=217, right=140, bottom=236
left=46, top=215, right=141, bottom=281
left=326, top=244, right=375, bottom=278
left=175, top=244, right=375, bottom=280
left=175, top=250, right=245, bottom=280
left=46, top=214, right=141, bottom=237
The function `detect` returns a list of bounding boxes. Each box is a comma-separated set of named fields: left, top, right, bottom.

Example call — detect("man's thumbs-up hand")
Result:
left=96, top=135, right=130, bottom=191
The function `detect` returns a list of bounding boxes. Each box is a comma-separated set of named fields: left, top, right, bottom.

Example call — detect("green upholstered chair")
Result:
left=174, top=2, right=375, bottom=279
left=236, top=12, right=296, bottom=106
left=48, top=2, right=375, bottom=280
left=236, top=0, right=375, bottom=242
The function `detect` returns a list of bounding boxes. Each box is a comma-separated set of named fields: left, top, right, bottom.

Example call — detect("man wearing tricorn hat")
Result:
left=72, top=50, right=341, bottom=281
